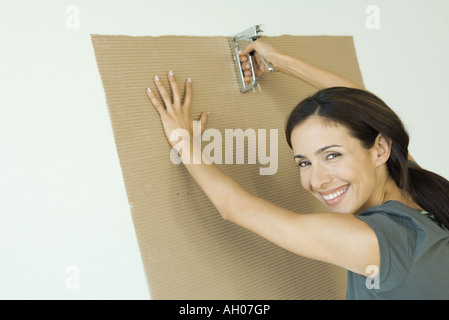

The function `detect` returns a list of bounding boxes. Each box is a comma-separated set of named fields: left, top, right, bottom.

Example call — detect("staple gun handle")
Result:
left=259, top=56, right=274, bottom=72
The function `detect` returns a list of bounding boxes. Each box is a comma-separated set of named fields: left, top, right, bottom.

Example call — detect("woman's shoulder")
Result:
left=360, top=200, right=422, bottom=218
left=359, top=200, right=449, bottom=242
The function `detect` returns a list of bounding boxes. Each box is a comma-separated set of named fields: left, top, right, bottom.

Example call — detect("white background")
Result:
left=1, top=0, right=448, bottom=299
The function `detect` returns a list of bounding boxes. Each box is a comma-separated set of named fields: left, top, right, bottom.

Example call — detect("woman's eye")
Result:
left=327, top=153, right=341, bottom=160
left=297, top=161, right=311, bottom=168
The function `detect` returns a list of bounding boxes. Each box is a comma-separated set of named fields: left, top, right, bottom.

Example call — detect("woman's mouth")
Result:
left=320, top=185, right=350, bottom=205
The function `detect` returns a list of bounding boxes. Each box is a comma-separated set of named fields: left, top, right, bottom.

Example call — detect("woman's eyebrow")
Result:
left=293, top=144, right=342, bottom=160
left=315, top=144, right=342, bottom=155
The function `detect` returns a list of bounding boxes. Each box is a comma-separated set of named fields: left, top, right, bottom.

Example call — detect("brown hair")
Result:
left=285, top=87, right=449, bottom=229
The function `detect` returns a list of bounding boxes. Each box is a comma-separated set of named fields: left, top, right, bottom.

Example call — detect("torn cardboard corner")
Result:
left=91, top=34, right=364, bottom=299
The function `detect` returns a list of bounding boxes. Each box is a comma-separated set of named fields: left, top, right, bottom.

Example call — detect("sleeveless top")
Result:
left=346, top=200, right=449, bottom=299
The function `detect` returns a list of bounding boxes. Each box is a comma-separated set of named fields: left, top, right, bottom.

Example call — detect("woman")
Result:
left=146, top=40, right=449, bottom=299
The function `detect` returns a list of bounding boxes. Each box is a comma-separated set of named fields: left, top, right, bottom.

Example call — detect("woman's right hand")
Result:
left=239, top=40, right=286, bottom=83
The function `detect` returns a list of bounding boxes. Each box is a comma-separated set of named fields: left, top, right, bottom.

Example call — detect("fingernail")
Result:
left=147, top=87, right=151, bottom=93
left=169, top=70, right=174, bottom=76
left=187, top=78, right=192, bottom=83
left=238, top=50, right=242, bottom=55
left=155, top=75, right=160, bottom=81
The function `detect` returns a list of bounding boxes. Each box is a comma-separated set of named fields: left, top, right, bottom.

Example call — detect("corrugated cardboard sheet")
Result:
left=91, top=34, right=364, bottom=299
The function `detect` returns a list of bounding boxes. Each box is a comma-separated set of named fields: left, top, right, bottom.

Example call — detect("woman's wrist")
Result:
left=171, top=138, right=209, bottom=165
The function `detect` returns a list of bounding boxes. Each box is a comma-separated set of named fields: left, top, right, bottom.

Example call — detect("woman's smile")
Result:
left=319, top=184, right=350, bottom=206
left=290, top=116, right=386, bottom=215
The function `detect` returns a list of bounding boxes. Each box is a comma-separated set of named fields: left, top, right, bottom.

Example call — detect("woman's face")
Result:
left=290, top=116, right=385, bottom=215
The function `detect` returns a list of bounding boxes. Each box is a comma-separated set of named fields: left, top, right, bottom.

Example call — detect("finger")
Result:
left=154, top=75, right=173, bottom=110
left=182, top=78, right=192, bottom=111
left=241, top=61, right=253, bottom=84
left=198, top=111, right=209, bottom=133
left=239, top=42, right=256, bottom=56
left=241, top=62, right=252, bottom=70
left=167, top=70, right=181, bottom=107
left=239, top=54, right=248, bottom=62
left=243, top=64, right=255, bottom=83
left=146, top=87, right=165, bottom=114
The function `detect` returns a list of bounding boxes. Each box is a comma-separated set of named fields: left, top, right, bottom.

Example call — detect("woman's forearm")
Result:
left=178, top=139, right=251, bottom=220
left=179, top=139, right=294, bottom=231
left=277, top=53, right=364, bottom=90
left=241, top=40, right=364, bottom=90
left=179, top=140, right=313, bottom=256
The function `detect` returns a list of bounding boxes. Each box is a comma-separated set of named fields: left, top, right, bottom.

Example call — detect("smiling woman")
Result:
left=147, top=39, right=449, bottom=300
left=287, top=96, right=410, bottom=216
left=286, top=87, right=449, bottom=223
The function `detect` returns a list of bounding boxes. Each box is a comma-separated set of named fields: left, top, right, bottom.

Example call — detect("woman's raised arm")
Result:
left=239, top=40, right=364, bottom=90
left=146, top=72, right=379, bottom=276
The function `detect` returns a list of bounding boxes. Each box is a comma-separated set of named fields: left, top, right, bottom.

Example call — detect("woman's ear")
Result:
left=372, top=133, right=392, bottom=166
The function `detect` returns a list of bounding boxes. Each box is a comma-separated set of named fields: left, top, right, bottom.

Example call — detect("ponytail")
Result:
left=407, top=164, right=449, bottom=229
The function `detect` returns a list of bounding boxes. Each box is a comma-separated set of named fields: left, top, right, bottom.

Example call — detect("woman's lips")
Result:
left=319, top=185, right=350, bottom=205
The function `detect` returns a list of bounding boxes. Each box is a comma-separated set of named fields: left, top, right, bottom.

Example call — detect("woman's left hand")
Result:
left=146, top=71, right=208, bottom=147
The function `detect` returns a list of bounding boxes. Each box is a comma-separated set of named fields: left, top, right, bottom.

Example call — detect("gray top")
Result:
left=346, top=200, right=449, bottom=300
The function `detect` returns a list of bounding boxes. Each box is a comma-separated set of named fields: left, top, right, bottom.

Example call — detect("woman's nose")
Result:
left=310, top=165, right=332, bottom=191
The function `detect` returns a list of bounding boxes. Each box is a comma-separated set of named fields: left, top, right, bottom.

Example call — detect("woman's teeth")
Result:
left=322, top=186, right=349, bottom=201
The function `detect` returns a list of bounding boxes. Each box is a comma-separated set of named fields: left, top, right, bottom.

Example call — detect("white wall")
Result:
left=1, top=0, right=448, bottom=299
